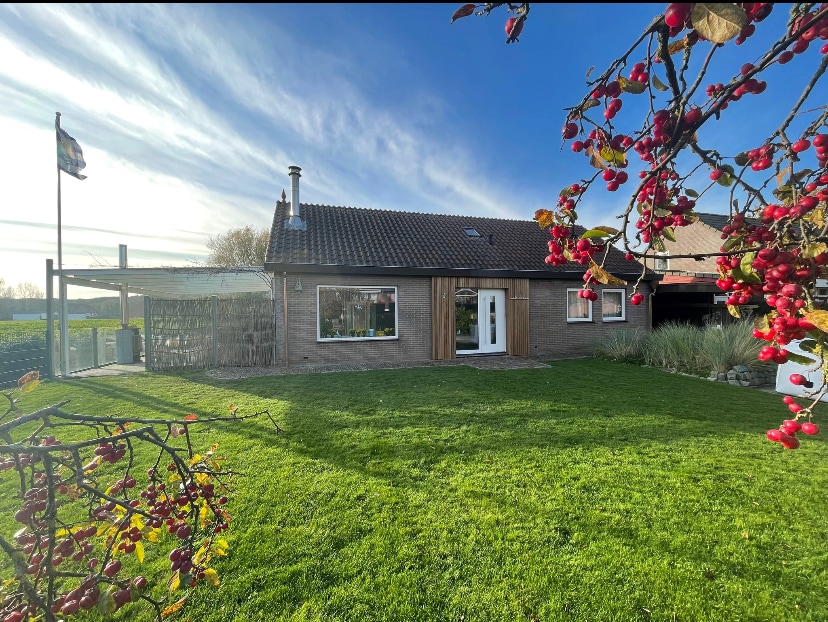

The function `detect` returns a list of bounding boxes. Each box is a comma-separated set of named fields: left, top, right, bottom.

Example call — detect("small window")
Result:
left=602, top=289, right=626, bottom=322
left=654, top=251, right=669, bottom=271
left=566, top=289, right=592, bottom=322
left=463, top=227, right=482, bottom=238
left=317, top=286, right=397, bottom=340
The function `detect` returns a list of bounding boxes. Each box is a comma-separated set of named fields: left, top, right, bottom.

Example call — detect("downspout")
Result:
left=283, top=272, right=289, bottom=367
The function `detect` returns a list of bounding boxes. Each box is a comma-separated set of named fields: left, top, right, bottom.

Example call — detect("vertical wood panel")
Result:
left=431, top=277, right=529, bottom=359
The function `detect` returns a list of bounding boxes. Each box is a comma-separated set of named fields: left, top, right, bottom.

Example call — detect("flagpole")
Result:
left=56, top=112, right=70, bottom=377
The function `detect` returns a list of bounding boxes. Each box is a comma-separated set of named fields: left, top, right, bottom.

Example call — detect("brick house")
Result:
left=648, top=212, right=769, bottom=326
left=264, top=167, right=659, bottom=366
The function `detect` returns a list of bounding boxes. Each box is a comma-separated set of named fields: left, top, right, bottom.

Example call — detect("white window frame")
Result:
left=566, top=289, right=592, bottom=322
left=602, top=289, right=626, bottom=322
left=317, top=285, right=398, bottom=341
left=654, top=251, right=669, bottom=271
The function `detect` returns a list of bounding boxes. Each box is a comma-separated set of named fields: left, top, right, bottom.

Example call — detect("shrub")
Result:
left=593, top=327, right=648, bottom=364
left=643, top=321, right=704, bottom=373
left=699, top=320, right=764, bottom=373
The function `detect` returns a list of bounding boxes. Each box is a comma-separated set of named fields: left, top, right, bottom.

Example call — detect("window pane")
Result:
left=318, top=286, right=397, bottom=339
left=603, top=291, right=623, bottom=319
left=567, top=290, right=590, bottom=320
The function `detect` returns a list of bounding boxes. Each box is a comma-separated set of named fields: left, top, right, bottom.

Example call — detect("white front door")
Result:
left=455, top=288, right=506, bottom=355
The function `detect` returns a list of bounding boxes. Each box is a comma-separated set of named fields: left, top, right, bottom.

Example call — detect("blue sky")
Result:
left=1, top=3, right=822, bottom=296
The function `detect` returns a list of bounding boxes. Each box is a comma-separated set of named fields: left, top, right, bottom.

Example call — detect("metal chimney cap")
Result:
left=288, top=165, right=302, bottom=175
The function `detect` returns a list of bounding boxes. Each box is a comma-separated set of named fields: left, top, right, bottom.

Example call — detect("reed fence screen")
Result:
left=145, top=296, right=276, bottom=372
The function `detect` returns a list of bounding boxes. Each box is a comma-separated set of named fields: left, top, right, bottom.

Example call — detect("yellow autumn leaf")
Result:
left=134, top=540, right=145, bottom=563
left=727, top=304, right=742, bottom=319
left=618, top=75, right=646, bottom=94
left=204, top=568, right=220, bottom=587
left=588, top=260, right=628, bottom=286
left=599, top=146, right=626, bottom=166
left=19, top=378, right=39, bottom=394
left=143, top=529, right=159, bottom=544
left=169, top=571, right=181, bottom=593
left=161, top=596, right=188, bottom=617
left=534, top=208, right=556, bottom=229
left=804, top=310, right=828, bottom=333
left=667, top=39, right=687, bottom=55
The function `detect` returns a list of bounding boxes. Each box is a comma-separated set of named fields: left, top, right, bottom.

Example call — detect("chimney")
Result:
left=284, top=165, right=306, bottom=231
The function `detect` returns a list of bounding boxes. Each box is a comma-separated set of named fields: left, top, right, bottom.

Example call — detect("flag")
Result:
left=56, top=121, right=87, bottom=180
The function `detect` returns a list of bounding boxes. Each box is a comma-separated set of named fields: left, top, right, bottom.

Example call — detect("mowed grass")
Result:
left=7, top=359, right=828, bottom=622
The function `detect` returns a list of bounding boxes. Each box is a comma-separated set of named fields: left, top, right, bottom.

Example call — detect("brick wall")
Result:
left=276, top=273, right=432, bottom=366
left=529, top=280, right=653, bottom=359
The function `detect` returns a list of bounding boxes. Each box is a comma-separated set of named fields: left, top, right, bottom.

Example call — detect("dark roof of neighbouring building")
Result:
left=265, top=201, right=657, bottom=280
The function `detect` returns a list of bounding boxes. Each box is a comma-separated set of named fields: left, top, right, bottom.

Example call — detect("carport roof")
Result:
left=58, top=266, right=273, bottom=299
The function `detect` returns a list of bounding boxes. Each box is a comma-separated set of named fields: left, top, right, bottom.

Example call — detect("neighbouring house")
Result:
left=264, top=166, right=660, bottom=367
left=647, top=212, right=770, bottom=327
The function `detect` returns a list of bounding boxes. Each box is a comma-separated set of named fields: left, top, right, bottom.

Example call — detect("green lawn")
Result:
left=6, top=359, right=828, bottom=621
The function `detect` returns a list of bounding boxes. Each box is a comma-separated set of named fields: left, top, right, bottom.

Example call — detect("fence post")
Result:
left=211, top=295, right=218, bottom=367
left=144, top=296, right=153, bottom=371
left=91, top=327, right=99, bottom=368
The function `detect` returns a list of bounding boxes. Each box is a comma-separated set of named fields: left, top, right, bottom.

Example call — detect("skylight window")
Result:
left=463, top=227, right=482, bottom=238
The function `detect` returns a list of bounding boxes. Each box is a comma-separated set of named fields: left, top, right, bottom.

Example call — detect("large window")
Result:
left=566, top=289, right=592, bottom=322
left=318, top=286, right=397, bottom=340
left=602, top=289, right=626, bottom=321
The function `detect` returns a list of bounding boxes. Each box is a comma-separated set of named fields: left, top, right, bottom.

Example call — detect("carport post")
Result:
left=45, top=259, right=54, bottom=378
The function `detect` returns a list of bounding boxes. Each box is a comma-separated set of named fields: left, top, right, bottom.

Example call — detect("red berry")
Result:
left=791, top=139, right=811, bottom=153
left=103, top=559, right=121, bottom=577
left=789, top=373, right=808, bottom=386
left=505, top=16, right=524, bottom=39
left=781, top=436, right=801, bottom=450
left=664, top=3, right=692, bottom=28
left=783, top=419, right=802, bottom=435
left=801, top=422, right=820, bottom=435
left=562, top=122, right=578, bottom=140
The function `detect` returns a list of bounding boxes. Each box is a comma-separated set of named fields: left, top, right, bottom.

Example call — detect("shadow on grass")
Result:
left=195, top=359, right=808, bottom=484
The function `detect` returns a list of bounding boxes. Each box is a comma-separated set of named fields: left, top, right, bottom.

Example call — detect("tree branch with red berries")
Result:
left=453, top=2, right=828, bottom=446
left=0, top=373, right=279, bottom=622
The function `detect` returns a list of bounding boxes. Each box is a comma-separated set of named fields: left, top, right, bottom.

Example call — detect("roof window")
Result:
left=463, top=227, right=482, bottom=238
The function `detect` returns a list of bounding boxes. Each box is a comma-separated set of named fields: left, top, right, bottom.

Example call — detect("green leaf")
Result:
left=581, top=226, right=619, bottom=238
left=684, top=188, right=699, bottom=198
left=651, top=236, right=666, bottom=253
left=691, top=3, right=747, bottom=43
left=734, top=153, right=750, bottom=167
left=618, top=76, right=646, bottom=94
left=785, top=351, right=817, bottom=366
left=799, top=339, right=819, bottom=353
left=663, top=227, right=677, bottom=243
left=716, top=173, right=734, bottom=187
left=652, top=74, right=669, bottom=92
left=721, top=233, right=745, bottom=252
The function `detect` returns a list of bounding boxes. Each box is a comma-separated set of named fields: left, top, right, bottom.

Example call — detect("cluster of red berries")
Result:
left=767, top=382, right=821, bottom=449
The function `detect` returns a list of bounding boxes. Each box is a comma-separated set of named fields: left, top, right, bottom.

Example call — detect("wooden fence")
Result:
left=145, top=296, right=276, bottom=372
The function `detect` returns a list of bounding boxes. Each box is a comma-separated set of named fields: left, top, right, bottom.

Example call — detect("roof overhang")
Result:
left=56, top=267, right=274, bottom=299
left=264, top=262, right=660, bottom=282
